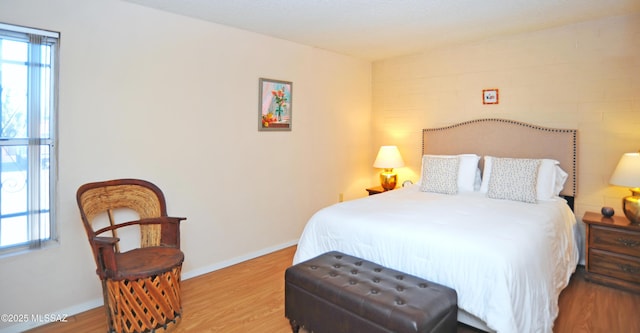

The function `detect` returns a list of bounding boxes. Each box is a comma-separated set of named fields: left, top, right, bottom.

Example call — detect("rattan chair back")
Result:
left=78, top=179, right=167, bottom=249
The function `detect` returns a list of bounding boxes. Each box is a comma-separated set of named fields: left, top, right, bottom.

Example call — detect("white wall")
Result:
left=372, top=13, right=640, bottom=221
left=0, top=0, right=372, bottom=331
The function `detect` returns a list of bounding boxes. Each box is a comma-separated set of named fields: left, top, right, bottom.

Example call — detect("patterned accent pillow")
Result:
left=420, top=156, right=460, bottom=195
left=487, top=158, right=541, bottom=203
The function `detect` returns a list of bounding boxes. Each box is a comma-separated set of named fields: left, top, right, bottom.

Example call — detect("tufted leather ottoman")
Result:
left=285, top=251, right=458, bottom=333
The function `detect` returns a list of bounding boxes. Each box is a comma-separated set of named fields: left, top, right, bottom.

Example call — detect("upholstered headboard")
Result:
left=422, top=118, right=577, bottom=199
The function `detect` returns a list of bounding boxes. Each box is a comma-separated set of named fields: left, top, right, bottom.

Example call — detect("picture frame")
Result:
left=258, top=78, right=292, bottom=131
left=483, top=89, right=499, bottom=104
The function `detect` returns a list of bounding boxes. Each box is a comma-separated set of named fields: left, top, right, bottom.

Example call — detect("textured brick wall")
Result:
left=372, top=13, right=640, bottom=219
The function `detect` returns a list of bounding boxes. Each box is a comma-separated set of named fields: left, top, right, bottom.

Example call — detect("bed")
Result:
left=292, top=118, right=580, bottom=333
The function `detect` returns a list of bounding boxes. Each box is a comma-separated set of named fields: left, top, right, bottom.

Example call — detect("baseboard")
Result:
left=181, top=239, right=298, bottom=280
left=0, top=239, right=299, bottom=333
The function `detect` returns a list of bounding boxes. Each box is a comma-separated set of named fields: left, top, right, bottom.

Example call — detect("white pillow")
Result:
left=481, top=156, right=568, bottom=200
left=486, top=157, right=541, bottom=203
left=420, top=156, right=459, bottom=195
left=554, top=166, right=569, bottom=195
left=421, top=154, right=480, bottom=192
left=536, top=159, right=569, bottom=200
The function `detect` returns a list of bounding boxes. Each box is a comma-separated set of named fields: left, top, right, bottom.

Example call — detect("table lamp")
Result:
left=373, top=146, right=405, bottom=191
left=609, top=152, right=640, bottom=224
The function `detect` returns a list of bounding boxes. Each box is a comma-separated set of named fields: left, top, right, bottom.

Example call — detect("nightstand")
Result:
left=366, top=186, right=393, bottom=196
left=583, top=211, right=640, bottom=293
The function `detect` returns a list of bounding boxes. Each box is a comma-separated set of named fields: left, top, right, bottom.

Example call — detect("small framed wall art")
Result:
left=259, top=78, right=292, bottom=131
left=482, top=89, right=499, bottom=105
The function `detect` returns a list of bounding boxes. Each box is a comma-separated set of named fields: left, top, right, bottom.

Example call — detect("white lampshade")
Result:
left=373, top=146, right=405, bottom=169
left=610, top=153, right=640, bottom=188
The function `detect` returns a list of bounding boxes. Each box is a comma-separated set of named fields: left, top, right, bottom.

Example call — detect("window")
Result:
left=0, top=23, right=58, bottom=254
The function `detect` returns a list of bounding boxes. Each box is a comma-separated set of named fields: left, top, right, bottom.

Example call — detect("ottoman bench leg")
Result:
left=289, top=319, right=300, bottom=333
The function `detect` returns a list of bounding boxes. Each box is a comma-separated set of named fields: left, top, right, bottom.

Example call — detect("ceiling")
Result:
left=124, top=0, right=640, bottom=61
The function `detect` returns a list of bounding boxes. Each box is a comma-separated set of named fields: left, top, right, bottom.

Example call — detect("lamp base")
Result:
left=380, top=168, right=397, bottom=191
left=623, top=188, right=640, bottom=224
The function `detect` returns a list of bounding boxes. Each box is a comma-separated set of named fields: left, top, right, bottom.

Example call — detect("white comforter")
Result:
left=293, top=185, right=579, bottom=333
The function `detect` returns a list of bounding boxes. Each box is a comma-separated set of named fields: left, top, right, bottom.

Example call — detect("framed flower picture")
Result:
left=258, top=78, right=292, bottom=131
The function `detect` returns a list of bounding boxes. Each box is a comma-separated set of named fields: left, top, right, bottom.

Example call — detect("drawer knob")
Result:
left=616, top=238, right=640, bottom=248
left=619, top=264, right=640, bottom=274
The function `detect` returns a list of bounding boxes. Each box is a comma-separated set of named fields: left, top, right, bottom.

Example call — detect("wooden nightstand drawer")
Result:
left=589, top=248, right=640, bottom=284
left=590, top=225, right=640, bottom=257
left=583, top=212, right=640, bottom=293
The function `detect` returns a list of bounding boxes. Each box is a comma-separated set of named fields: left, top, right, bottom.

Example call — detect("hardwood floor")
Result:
left=29, top=246, right=640, bottom=333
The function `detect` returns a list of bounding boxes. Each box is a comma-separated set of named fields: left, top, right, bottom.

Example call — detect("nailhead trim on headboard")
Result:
left=422, top=118, right=577, bottom=198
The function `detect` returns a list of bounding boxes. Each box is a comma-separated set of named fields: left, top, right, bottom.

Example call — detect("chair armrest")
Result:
left=159, top=217, right=186, bottom=248
left=94, top=217, right=187, bottom=236
left=137, top=217, right=186, bottom=248
left=92, top=236, right=119, bottom=279
left=138, top=216, right=186, bottom=225
left=93, top=217, right=187, bottom=252
left=93, top=236, right=119, bottom=245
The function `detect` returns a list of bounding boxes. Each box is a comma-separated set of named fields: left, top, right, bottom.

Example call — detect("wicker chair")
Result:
left=77, top=179, right=186, bottom=333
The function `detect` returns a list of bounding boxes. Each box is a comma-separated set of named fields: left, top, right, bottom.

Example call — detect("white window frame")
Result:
left=0, top=22, right=58, bottom=255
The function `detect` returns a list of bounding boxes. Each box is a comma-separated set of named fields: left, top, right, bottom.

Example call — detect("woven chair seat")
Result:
left=111, top=247, right=184, bottom=281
